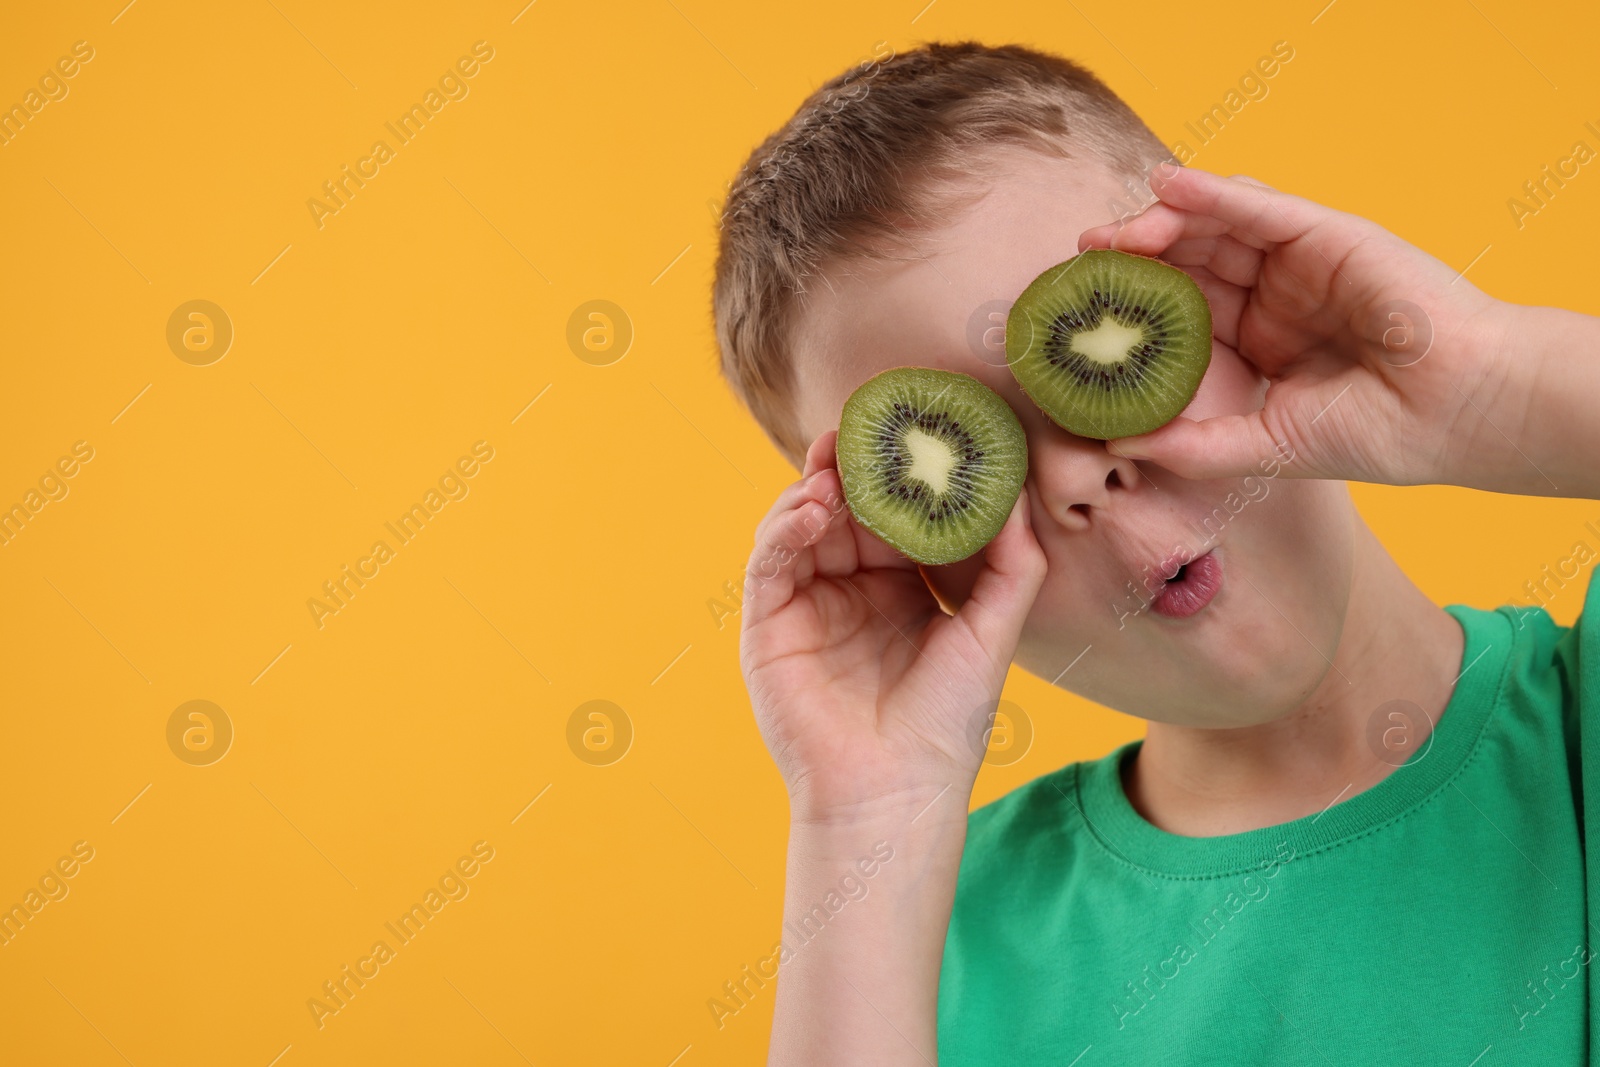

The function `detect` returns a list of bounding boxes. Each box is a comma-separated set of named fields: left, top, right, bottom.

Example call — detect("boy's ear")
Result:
left=801, top=430, right=839, bottom=477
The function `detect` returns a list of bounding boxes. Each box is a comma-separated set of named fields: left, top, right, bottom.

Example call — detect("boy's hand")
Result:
left=1078, top=165, right=1530, bottom=489
left=740, top=432, right=1046, bottom=826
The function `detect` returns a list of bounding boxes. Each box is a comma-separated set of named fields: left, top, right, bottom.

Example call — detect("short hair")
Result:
left=712, top=41, right=1170, bottom=466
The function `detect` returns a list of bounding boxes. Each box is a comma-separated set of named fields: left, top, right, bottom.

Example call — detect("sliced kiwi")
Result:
left=1006, top=249, right=1211, bottom=439
left=836, top=368, right=1027, bottom=565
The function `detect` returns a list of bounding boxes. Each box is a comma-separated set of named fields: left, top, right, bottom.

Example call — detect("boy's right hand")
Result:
left=1077, top=165, right=1513, bottom=489
left=741, top=431, right=1046, bottom=826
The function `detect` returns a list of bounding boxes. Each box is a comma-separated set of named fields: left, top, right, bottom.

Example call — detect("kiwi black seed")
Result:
left=1005, top=249, right=1212, bottom=439
left=835, top=368, right=1027, bottom=566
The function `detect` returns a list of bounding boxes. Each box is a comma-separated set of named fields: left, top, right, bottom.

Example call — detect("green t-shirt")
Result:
left=940, top=578, right=1598, bottom=1065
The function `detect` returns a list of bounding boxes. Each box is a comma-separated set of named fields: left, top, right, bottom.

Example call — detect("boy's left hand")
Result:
left=1077, top=165, right=1530, bottom=490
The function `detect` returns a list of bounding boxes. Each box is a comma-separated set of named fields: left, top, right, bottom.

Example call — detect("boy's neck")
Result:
left=1123, top=517, right=1466, bottom=837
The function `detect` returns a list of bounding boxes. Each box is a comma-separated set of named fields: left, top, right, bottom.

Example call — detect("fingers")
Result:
left=1157, top=234, right=1265, bottom=290
left=1148, top=166, right=1322, bottom=246
left=1081, top=202, right=1236, bottom=254
left=951, top=492, right=1047, bottom=654
left=1082, top=168, right=1327, bottom=261
left=1078, top=220, right=1121, bottom=251
left=798, top=429, right=921, bottom=574
left=1109, top=412, right=1292, bottom=481
left=1178, top=267, right=1247, bottom=349
left=743, top=471, right=843, bottom=629
left=1079, top=203, right=1272, bottom=306
left=754, top=463, right=836, bottom=536
left=802, top=430, right=839, bottom=478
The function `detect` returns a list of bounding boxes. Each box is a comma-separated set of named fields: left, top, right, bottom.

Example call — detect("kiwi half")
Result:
left=836, top=368, right=1027, bottom=565
left=1006, top=249, right=1211, bottom=439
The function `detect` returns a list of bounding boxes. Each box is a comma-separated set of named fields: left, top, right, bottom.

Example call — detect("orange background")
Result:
left=1, top=1, right=1596, bottom=1063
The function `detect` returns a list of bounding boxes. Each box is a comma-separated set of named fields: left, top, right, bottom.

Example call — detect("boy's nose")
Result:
left=1027, top=423, right=1142, bottom=532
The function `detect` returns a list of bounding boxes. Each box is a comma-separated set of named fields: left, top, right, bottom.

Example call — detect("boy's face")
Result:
left=789, top=149, right=1357, bottom=728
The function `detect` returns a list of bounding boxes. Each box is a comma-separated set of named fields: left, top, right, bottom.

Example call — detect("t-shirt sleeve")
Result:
left=1559, top=569, right=1598, bottom=909
left=1552, top=567, right=1600, bottom=1049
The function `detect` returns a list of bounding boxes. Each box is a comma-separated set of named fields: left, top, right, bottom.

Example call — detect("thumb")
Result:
left=1110, top=412, right=1294, bottom=481
left=954, top=493, right=1047, bottom=654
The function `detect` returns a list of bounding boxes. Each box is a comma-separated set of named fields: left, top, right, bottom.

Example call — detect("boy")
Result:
left=713, top=42, right=1600, bottom=1065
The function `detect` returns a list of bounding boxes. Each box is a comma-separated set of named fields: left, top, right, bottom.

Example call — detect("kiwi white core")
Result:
left=1069, top=319, right=1144, bottom=365
left=902, top=428, right=958, bottom=494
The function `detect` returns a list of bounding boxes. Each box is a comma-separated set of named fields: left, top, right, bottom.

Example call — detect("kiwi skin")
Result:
left=1006, top=249, right=1212, bottom=440
left=835, top=367, right=1028, bottom=566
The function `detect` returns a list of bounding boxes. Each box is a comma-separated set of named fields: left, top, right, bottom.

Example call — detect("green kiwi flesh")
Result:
left=1006, top=249, right=1211, bottom=439
left=836, top=368, right=1027, bottom=565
